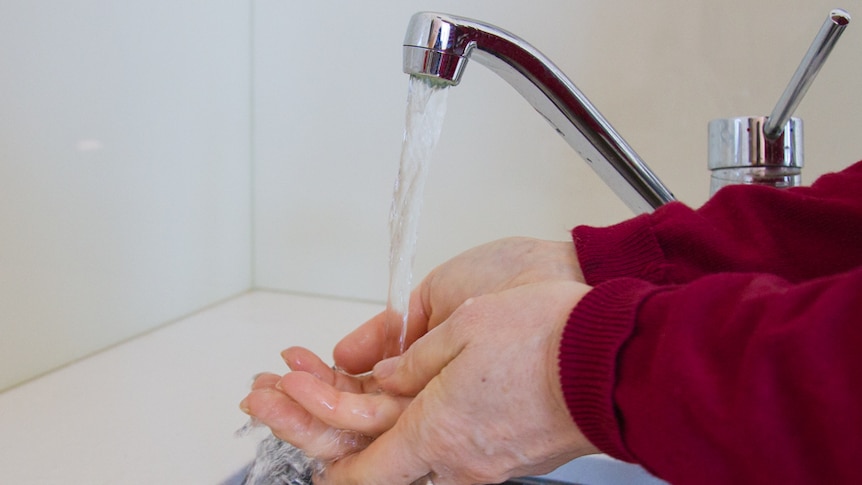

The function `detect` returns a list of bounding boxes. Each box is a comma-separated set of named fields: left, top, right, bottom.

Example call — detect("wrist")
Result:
left=545, top=281, right=599, bottom=455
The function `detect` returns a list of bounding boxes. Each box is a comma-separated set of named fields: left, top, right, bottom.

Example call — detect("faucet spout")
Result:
left=403, top=12, right=675, bottom=213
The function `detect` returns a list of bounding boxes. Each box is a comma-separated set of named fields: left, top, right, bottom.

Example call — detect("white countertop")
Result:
left=0, top=290, right=664, bottom=485
left=0, top=291, right=377, bottom=484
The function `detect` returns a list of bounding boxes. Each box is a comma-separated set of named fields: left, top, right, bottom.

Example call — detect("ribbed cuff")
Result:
left=558, top=278, right=660, bottom=462
left=572, top=210, right=668, bottom=286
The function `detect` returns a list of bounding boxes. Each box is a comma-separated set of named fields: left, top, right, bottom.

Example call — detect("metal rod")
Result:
left=764, top=8, right=851, bottom=139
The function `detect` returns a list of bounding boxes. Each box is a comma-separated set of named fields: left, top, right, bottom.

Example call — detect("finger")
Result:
left=332, top=311, right=389, bottom=374
left=282, top=346, right=355, bottom=390
left=284, top=346, right=386, bottom=394
left=279, top=371, right=411, bottom=436
left=250, top=372, right=281, bottom=390
left=282, top=346, right=334, bottom=380
left=242, top=387, right=370, bottom=461
left=372, top=312, right=463, bottom=398
left=333, top=290, right=430, bottom=373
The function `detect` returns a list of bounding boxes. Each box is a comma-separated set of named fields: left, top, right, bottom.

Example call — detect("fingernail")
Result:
left=372, top=356, right=399, bottom=380
left=239, top=398, right=251, bottom=414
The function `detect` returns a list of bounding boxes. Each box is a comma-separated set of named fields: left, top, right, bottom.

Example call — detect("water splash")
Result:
left=241, top=433, right=316, bottom=485
left=386, top=76, right=449, bottom=355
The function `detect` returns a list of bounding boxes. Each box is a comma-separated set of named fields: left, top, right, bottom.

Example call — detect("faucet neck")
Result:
left=403, top=12, right=675, bottom=213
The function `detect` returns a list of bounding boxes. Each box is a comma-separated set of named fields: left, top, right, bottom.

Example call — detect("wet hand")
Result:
left=333, top=237, right=583, bottom=374
left=317, top=281, right=600, bottom=485
left=240, top=346, right=411, bottom=461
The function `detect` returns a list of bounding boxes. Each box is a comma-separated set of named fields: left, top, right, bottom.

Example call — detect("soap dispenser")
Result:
left=707, top=9, right=850, bottom=196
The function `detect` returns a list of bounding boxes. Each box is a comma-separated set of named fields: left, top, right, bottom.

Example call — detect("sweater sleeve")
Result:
left=559, top=267, right=862, bottom=485
left=573, top=160, right=862, bottom=286
left=561, top=160, right=862, bottom=483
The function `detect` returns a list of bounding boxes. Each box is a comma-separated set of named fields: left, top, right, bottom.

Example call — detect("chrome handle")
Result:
left=764, top=8, right=851, bottom=139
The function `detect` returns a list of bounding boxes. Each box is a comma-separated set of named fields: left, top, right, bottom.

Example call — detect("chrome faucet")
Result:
left=402, top=12, right=675, bottom=214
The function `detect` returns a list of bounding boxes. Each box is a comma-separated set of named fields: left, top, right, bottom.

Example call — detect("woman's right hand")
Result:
left=333, top=237, right=584, bottom=374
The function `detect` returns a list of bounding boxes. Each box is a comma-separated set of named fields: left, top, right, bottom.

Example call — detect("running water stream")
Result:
left=386, top=76, right=449, bottom=355
left=239, top=76, right=448, bottom=485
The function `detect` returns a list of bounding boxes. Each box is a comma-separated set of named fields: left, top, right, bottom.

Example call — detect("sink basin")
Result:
left=529, top=454, right=667, bottom=484
left=223, top=454, right=666, bottom=485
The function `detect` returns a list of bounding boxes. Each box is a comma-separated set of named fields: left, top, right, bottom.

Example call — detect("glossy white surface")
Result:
left=0, top=1, right=252, bottom=390
left=0, top=292, right=369, bottom=484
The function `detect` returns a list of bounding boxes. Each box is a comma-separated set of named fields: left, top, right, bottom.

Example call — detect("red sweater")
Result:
left=560, top=161, right=862, bottom=484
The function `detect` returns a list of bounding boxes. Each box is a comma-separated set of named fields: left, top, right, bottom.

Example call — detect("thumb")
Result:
left=372, top=316, right=463, bottom=397
left=333, top=288, right=432, bottom=375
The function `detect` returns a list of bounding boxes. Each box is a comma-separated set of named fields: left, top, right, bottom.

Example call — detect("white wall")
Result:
left=253, top=0, right=862, bottom=302
left=0, top=1, right=252, bottom=391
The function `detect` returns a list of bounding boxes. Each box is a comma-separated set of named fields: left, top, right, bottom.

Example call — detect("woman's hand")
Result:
left=333, top=237, right=583, bottom=374
left=316, top=281, right=599, bottom=485
left=240, top=237, right=589, bottom=470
